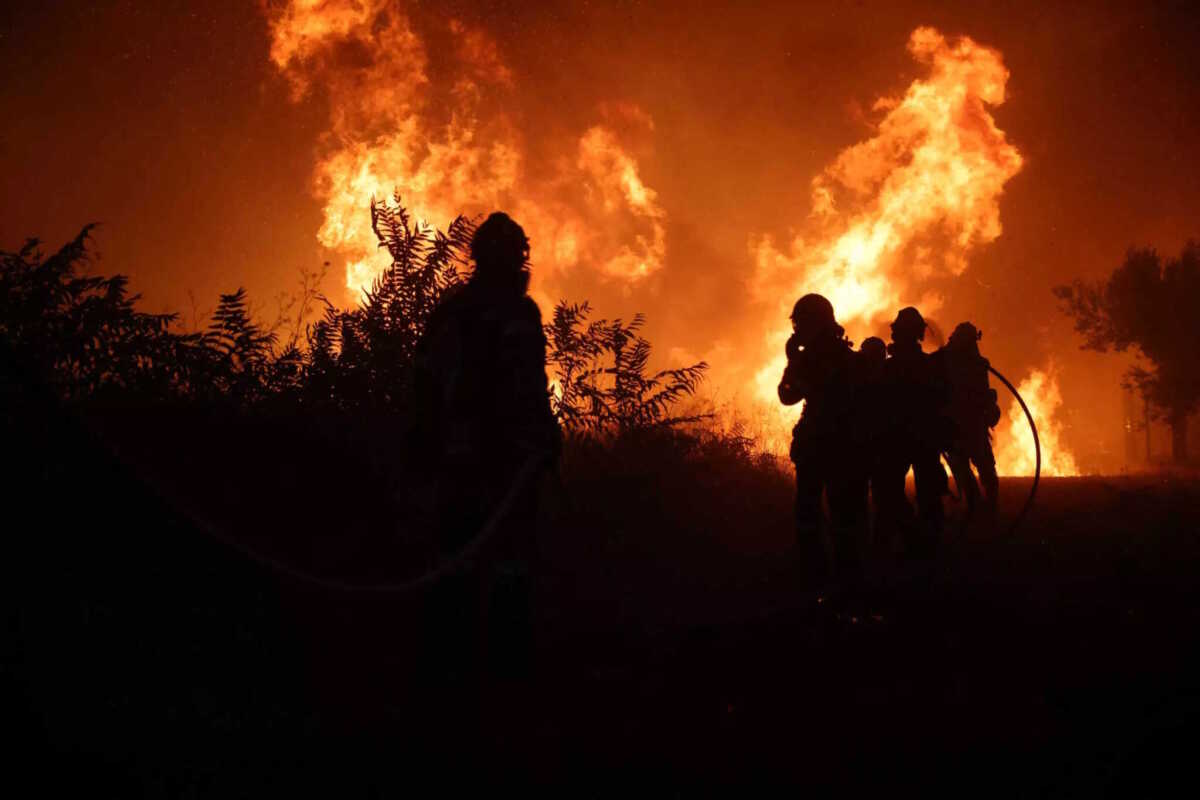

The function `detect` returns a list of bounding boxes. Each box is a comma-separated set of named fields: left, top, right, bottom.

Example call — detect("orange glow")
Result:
left=265, top=12, right=1080, bottom=471
left=576, top=127, right=667, bottom=282
left=265, top=0, right=665, bottom=297
left=747, top=27, right=1027, bottom=447
left=995, top=367, right=1080, bottom=477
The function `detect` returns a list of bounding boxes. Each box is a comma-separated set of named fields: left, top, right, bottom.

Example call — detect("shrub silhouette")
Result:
left=0, top=225, right=198, bottom=404
left=546, top=301, right=708, bottom=434
left=295, top=197, right=472, bottom=416
left=1, top=197, right=708, bottom=437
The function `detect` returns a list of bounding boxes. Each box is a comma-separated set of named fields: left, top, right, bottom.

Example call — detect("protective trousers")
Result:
left=873, top=442, right=945, bottom=557
left=793, top=444, right=868, bottom=580
left=422, top=455, right=541, bottom=684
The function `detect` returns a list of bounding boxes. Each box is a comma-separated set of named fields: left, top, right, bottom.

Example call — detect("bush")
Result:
left=1, top=196, right=707, bottom=438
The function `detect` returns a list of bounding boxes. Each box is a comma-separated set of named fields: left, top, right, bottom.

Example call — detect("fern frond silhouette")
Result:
left=546, top=301, right=709, bottom=434
left=1, top=196, right=707, bottom=436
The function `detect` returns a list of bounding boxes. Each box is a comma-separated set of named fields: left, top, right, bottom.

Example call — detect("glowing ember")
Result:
left=747, top=27, right=1024, bottom=440
left=264, top=0, right=666, bottom=298
left=995, top=367, right=1080, bottom=477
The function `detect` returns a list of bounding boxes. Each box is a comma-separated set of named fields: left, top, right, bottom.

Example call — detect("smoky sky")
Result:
left=4, top=0, right=1200, bottom=469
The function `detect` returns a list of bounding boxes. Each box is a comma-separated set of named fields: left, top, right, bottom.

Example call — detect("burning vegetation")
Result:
left=263, top=5, right=1074, bottom=474
left=746, top=27, right=1076, bottom=475
left=993, top=367, right=1080, bottom=477
left=265, top=0, right=667, bottom=301
left=12, top=7, right=1200, bottom=792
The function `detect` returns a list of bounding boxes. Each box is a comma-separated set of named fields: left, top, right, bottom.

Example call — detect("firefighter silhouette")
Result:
left=936, top=322, right=1001, bottom=527
left=856, top=336, right=890, bottom=545
left=413, top=212, right=560, bottom=681
left=778, top=294, right=868, bottom=579
left=873, top=307, right=949, bottom=557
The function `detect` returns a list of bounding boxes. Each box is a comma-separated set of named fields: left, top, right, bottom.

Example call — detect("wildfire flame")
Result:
left=264, top=0, right=666, bottom=298
left=995, top=367, right=1079, bottom=476
left=743, top=27, right=1080, bottom=474
left=264, top=9, right=1079, bottom=474
left=750, top=27, right=1023, bottom=399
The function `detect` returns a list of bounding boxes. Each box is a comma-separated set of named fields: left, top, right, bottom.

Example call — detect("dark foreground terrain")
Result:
left=5, top=407, right=1200, bottom=796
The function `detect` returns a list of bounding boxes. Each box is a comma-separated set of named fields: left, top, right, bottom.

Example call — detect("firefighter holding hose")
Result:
left=778, top=294, right=869, bottom=581
left=936, top=322, right=1002, bottom=529
left=874, top=307, right=950, bottom=558
left=413, top=212, right=561, bottom=682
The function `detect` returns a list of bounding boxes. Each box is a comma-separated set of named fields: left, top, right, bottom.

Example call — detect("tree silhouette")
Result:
left=1054, top=242, right=1200, bottom=463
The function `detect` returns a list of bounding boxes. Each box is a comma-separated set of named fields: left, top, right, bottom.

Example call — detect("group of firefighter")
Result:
left=415, top=211, right=1003, bottom=678
left=779, top=294, right=1003, bottom=582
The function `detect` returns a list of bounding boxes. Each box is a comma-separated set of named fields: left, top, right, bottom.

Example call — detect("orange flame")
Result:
left=995, top=367, right=1079, bottom=476
left=264, top=0, right=666, bottom=298
left=746, top=27, right=1026, bottom=447
left=265, top=12, right=1079, bottom=471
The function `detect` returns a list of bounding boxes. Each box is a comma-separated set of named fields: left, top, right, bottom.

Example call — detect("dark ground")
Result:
left=5, top=404, right=1200, bottom=795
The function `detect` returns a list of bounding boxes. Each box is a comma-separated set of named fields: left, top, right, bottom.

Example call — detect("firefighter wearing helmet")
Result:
left=856, top=336, right=890, bottom=545
left=936, top=321, right=1002, bottom=528
left=778, top=294, right=868, bottom=580
left=874, top=306, right=950, bottom=557
left=414, top=211, right=560, bottom=682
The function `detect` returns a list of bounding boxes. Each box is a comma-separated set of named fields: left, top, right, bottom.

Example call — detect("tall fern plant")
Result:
left=2, top=197, right=709, bottom=436
left=301, top=195, right=474, bottom=414
left=545, top=301, right=708, bottom=435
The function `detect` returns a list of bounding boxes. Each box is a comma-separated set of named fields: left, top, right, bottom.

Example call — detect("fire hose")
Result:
left=135, top=449, right=547, bottom=594
left=110, top=362, right=1039, bottom=593
left=950, top=364, right=1040, bottom=542
left=989, top=364, right=1041, bottom=538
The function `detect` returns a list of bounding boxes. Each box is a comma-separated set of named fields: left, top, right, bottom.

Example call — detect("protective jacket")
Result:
left=937, top=348, right=1002, bottom=440
left=779, top=333, right=857, bottom=463
left=414, top=276, right=560, bottom=467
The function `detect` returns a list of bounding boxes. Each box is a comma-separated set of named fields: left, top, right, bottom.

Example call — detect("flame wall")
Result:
left=17, top=2, right=1197, bottom=477
left=263, top=5, right=1076, bottom=474
left=265, top=0, right=667, bottom=312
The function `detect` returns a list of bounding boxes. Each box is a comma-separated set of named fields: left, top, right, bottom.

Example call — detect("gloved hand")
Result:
left=986, top=388, right=1002, bottom=428
left=785, top=333, right=802, bottom=362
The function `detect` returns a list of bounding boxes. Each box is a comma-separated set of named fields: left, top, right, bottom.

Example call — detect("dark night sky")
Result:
left=3, top=1, right=1200, bottom=467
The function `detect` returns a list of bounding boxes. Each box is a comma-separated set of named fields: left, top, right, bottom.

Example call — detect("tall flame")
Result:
left=264, top=11, right=1079, bottom=473
left=264, top=0, right=666, bottom=297
left=746, top=27, right=1029, bottom=448
left=995, top=367, right=1079, bottom=476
